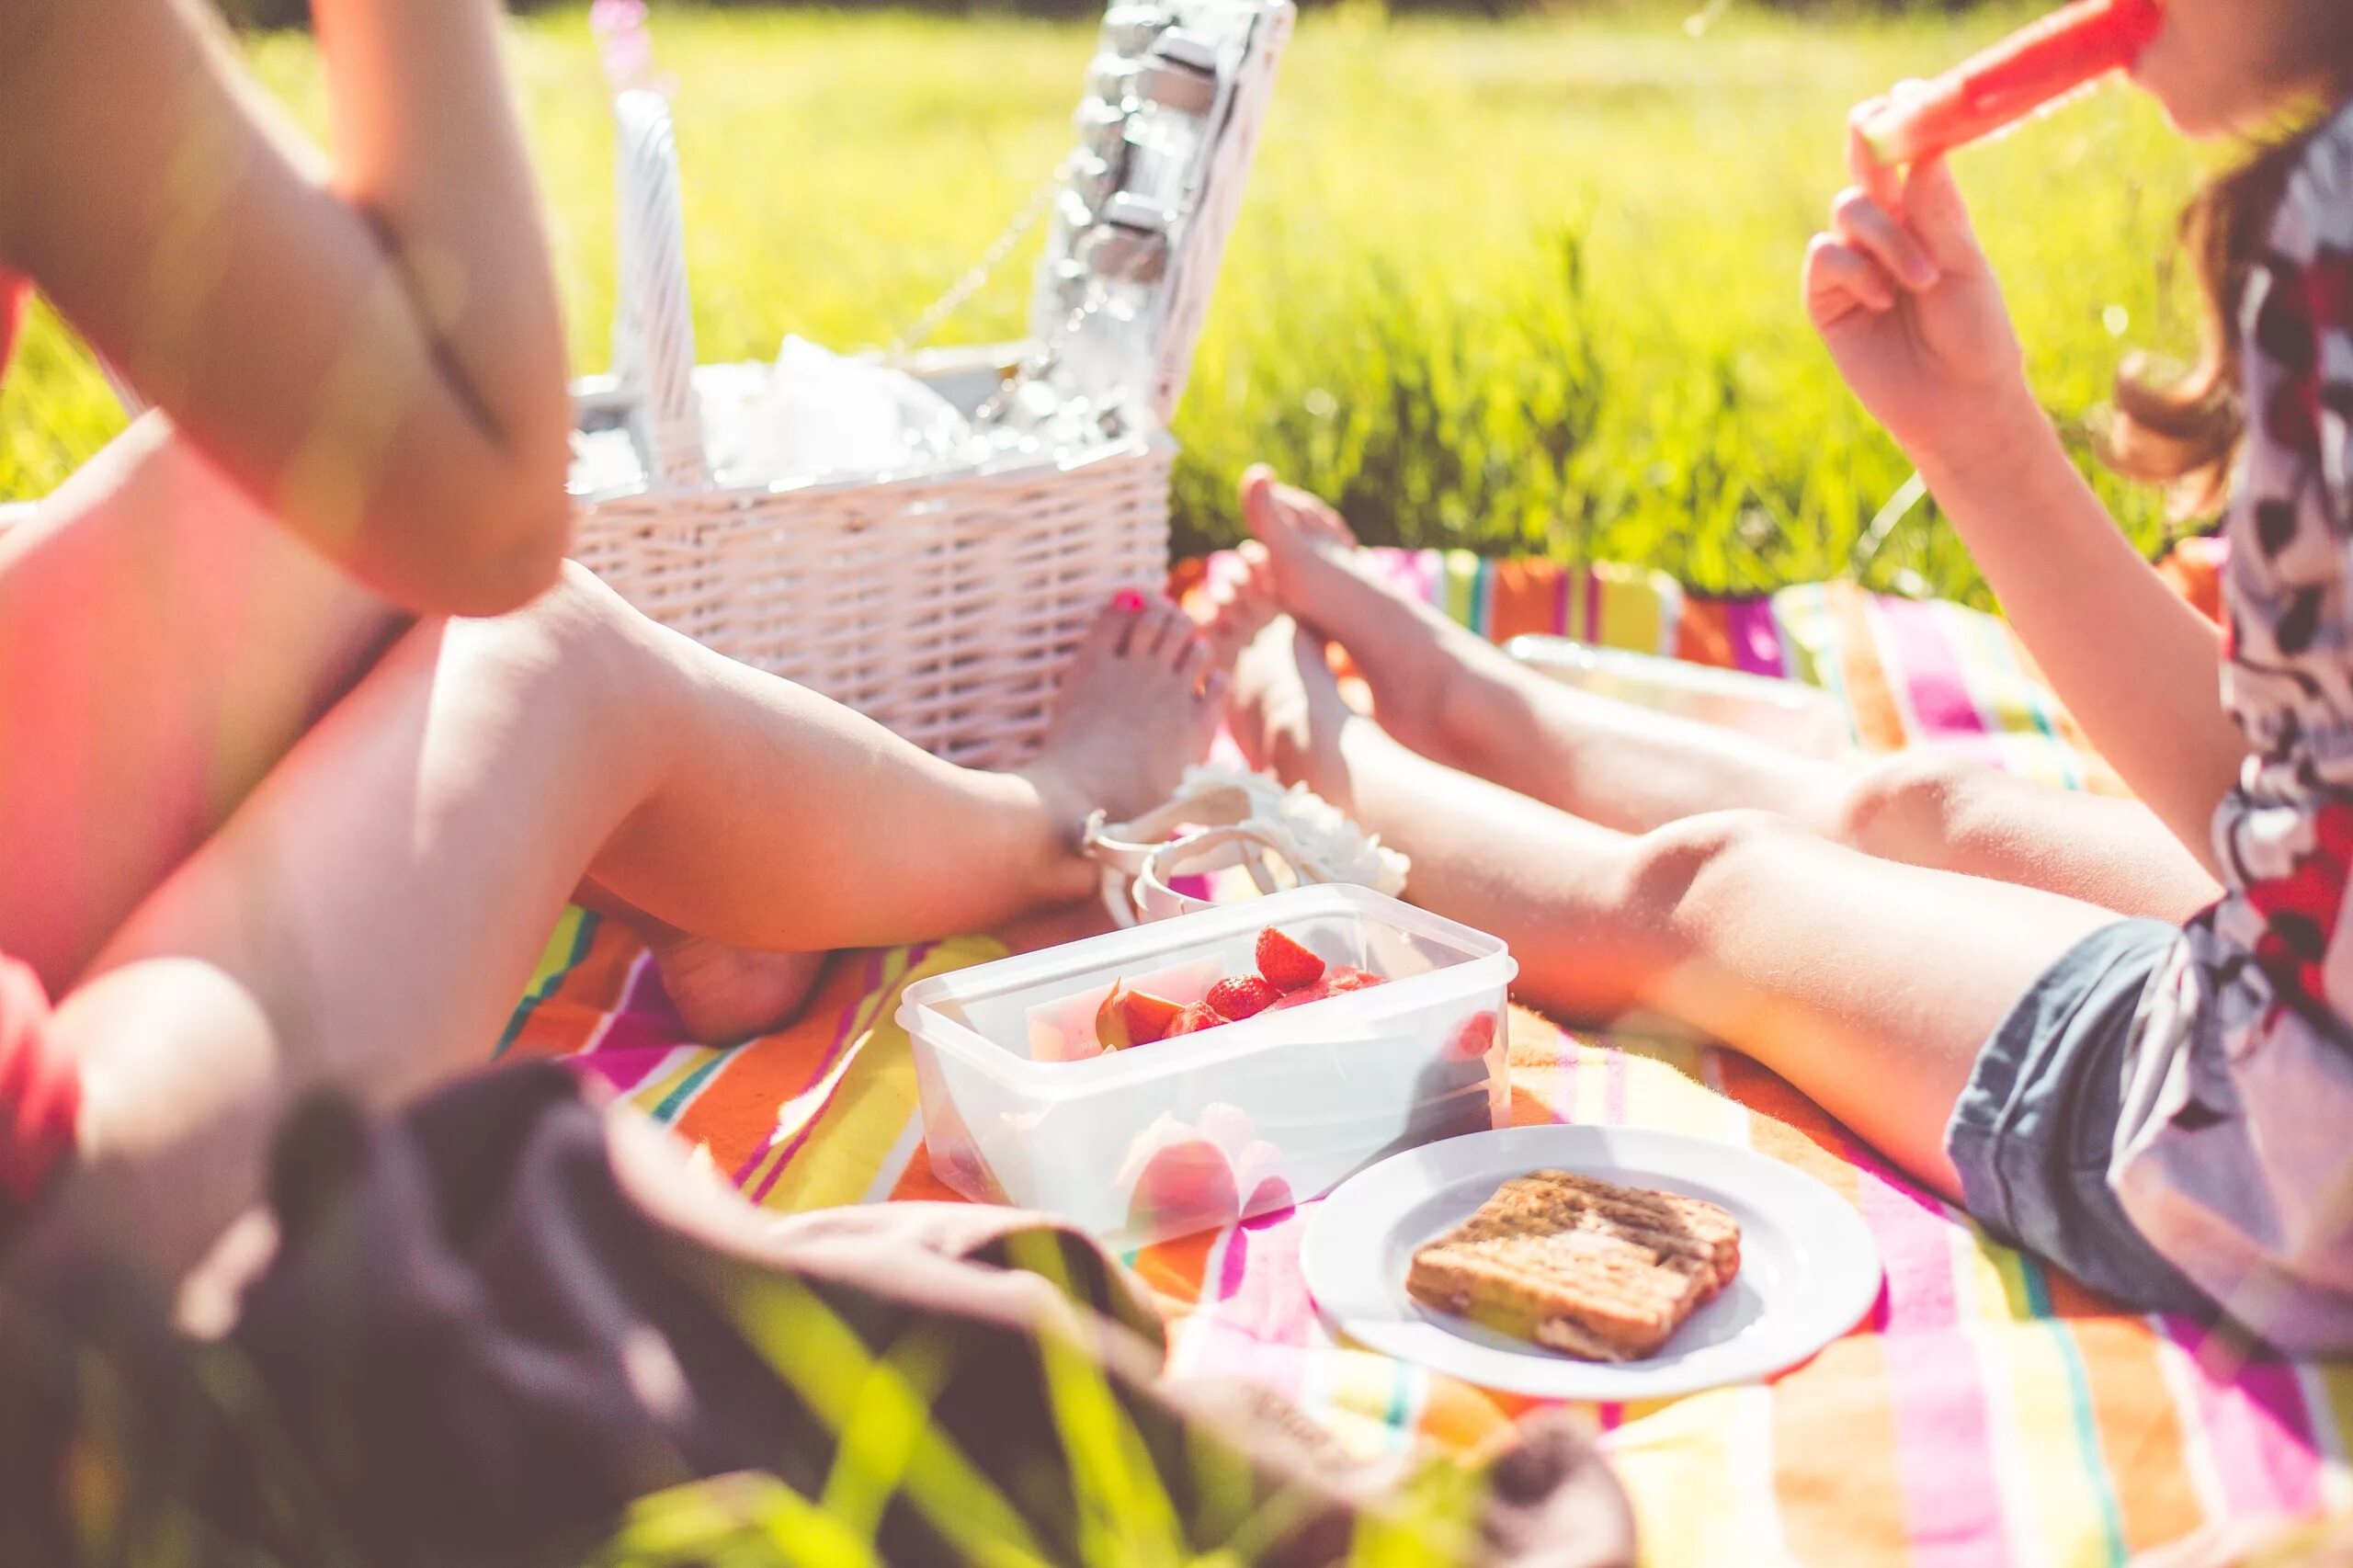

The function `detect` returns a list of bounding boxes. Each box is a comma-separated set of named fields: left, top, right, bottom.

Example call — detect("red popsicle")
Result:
left=1859, top=0, right=2164, bottom=167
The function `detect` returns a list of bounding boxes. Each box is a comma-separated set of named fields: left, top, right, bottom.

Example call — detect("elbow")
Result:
left=429, top=482, right=575, bottom=618
left=359, top=461, right=576, bottom=619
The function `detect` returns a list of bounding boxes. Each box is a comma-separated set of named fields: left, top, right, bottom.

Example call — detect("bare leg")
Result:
left=62, top=571, right=1221, bottom=1278
left=1228, top=614, right=2118, bottom=1198
left=572, top=884, right=833, bottom=1045
left=1230, top=467, right=2219, bottom=923
left=0, top=419, right=406, bottom=990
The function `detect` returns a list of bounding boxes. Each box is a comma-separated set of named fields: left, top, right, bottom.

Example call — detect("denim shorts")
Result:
left=1943, top=918, right=2213, bottom=1313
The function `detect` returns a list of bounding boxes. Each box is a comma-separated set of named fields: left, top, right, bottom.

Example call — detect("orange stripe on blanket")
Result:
left=1674, top=597, right=1738, bottom=670
left=1711, top=1050, right=1866, bottom=1206
left=1486, top=559, right=1563, bottom=644
left=887, top=1141, right=966, bottom=1204
left=1771, top=1335, right=1914, bottom=1568
left=665, top=952, right=893, bottom=1174
left=2042, top=1278, right=2204, bottom=1553
left=1826, top=584, right=1910, bottom=753
left=1420, top=1380, right=1535, bottom=1456
left=501, top=918, right=645, bottom=1060
left=1133, top=1228, right=1219, bottom=1306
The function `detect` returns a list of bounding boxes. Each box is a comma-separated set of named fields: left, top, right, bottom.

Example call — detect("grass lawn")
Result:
left=0, top=3, right=2210, bottom=602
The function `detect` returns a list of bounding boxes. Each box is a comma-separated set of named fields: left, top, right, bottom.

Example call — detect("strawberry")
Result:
left=1120, top=988, right=1186, bottom=1045
left=1206, top=974, right=1279, bottom=1020
left=1325, top=964, right=1384, bottom=994
left=1266, top=978, right=1336, bottom=1012
left=1255, top=927, right=1326, bottom=993
left=1097, top=983, right=1184, bottom=1051
left=1095, top=985, right=1132, bottom=1051
left=1165, top=1002, right=1224, bottom=1037
left=1447, top=1009, right=1499, bottom=1062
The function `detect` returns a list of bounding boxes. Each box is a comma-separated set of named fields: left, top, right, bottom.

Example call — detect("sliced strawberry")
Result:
left=1165, top=1001, right=1224, bottom=1037
left=1095, top=983, right=1135, bottom=1051
left=1126, top=1139, right=1240, bottom=1238
left=1206, top=974, right=1280, bottom=1020
left=1447, top=1008, right=1499, bottom=1062
left=1266, top=977, right=1336, bottom=1013
left=1120, top=988, right=1186, bottom=1045
left=1325, top=964, right=1384, bottom=993
left=1255, top=927, right=1327, bottom=993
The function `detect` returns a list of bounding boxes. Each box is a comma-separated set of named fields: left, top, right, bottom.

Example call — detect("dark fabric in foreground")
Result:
left=0, top=1062, right=1632, bottom=1566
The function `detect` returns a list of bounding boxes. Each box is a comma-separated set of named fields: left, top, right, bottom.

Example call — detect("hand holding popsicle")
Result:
left=1808, top=0, right=2166, bottom=465
left=1802, top=112, right=2029, bottom=466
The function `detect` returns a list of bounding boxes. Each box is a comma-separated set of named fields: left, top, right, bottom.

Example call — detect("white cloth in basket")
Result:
left=1083, top=766, right=1409, bottom=926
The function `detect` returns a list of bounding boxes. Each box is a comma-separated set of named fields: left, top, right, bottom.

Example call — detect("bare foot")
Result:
left=1026, top=592, right=1227, bottom=833
left=1201, top=540, right=1282, bottom=671
left=1238, top=466, right=1534, bottom=773
left=1226, top=610, right=1357, bottom=812
left=641, top=923, right=829, bottom=1044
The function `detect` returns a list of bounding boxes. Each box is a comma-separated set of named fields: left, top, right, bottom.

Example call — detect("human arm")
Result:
left=1805, top=115, right=2245, bottom=873
left=0, top=0, right=572, bottom=615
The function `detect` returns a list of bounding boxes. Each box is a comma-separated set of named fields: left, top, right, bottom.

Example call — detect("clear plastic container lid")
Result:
left=899, top=885, right=1518, bottom=1244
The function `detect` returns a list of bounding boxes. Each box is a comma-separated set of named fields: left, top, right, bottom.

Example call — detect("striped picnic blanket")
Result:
left=503, top=543, right=2346, bottom=1567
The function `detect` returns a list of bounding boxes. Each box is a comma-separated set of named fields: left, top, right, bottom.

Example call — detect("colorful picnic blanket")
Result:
left=500, top=545, right=2346, bottom=1568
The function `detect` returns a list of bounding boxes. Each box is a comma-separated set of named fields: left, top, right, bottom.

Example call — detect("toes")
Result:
left=1082, top=590, right=1150, bottom=660
left=1176, top=627, right=1215, bottom=687
left=1273, top=480, right=1357, bottom=548
left=1240, top=464, right=1281, bottom=543
left=1136, top=597, right=1188, bottom=660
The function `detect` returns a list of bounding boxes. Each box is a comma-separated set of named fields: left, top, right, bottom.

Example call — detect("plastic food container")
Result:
left=896, top=884, right=1516, bottom=1247
left=1506, top=635, right=1854, bottom=760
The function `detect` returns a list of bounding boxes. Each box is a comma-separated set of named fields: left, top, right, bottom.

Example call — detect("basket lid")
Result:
left=1028, top=0, right=1293, bottom=428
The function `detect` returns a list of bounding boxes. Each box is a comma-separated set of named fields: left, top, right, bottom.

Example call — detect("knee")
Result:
left=1620, top=809, right=1796, bottom=930
left=1833, top=750, right=1989, bottom=862
left=441, top=562, right=668, bottom=726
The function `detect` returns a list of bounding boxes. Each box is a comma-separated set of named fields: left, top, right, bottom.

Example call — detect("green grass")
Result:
left=0, top=3, right=2211, bottom=602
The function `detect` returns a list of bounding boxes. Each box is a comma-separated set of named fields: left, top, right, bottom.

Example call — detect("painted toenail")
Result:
left=1113, top=588, right=1146, bottom=612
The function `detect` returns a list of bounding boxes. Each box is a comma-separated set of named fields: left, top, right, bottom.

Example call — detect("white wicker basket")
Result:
left=570, top=1, right=1292, bottom=770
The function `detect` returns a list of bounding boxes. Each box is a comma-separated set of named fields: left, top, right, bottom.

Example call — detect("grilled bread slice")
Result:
left=1405, top=1171, right=1741, bottom=1362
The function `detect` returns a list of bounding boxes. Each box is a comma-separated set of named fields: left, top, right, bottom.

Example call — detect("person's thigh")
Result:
left=0, top=418, right=404, bottom=990
left=1835, top=750, right=2221, bottom=922
left=1341, top=722, right=2119, bottom=1199
left=56, top=594, right=665, bottom=1282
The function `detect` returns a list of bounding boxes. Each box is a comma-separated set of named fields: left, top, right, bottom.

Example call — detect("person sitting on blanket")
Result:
left=1211, top=0, right=2353, bottom=1354
left=0, top=0, right=1228, bottom=1288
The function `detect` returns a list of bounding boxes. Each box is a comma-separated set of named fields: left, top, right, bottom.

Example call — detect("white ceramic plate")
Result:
left=1301, top=1124, right=1881, bottom=1400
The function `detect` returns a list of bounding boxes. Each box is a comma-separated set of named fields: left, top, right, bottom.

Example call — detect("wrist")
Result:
left=1904, top=384, right=2056, bottom=483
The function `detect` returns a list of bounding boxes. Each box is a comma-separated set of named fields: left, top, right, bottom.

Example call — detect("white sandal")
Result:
left=1080, top=766, right=1409, bottom=927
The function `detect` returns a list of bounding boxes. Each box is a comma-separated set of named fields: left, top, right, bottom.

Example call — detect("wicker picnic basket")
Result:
left=568, top=1, right=1294, bottom=769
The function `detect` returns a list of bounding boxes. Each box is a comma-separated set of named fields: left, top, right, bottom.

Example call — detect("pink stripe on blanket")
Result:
left=746, top=949, right=893, bottom=1199
left=1856, top=1152, right=2016, bottom=1566
left=578, top=956, right=687, bottom=1090
left=1725, top=599, right=1787, bottom=678
left=2168, top=1329, right=2324, bottom=1518
left=1875, top=597, right=1991, bottom=741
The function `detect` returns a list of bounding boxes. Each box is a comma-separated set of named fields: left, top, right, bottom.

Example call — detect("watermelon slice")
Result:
left=1859, top=0, right=2164, bottom=167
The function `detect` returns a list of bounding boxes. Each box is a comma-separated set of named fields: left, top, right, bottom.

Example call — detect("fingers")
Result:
left=1901, top=154, right=1989, bottom=276
left=1846, top=97, right=1904, bottom=217
left=1830, top=187, right=1939, bottom=291
left=1803, top=233, right=1898, bottom=320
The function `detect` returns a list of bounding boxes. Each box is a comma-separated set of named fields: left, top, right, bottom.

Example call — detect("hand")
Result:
left=1804, top=99, right=2033, bottom=466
